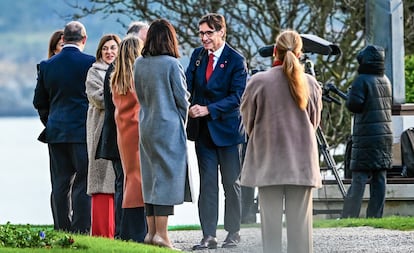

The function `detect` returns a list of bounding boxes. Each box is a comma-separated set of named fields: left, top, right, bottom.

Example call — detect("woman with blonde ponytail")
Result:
left=240, top=29, right=323, bottom=253
left=111, top=35, right=147, bottom=242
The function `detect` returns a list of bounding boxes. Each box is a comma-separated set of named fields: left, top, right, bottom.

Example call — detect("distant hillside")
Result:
left=0, top=0, right=128, bottom=116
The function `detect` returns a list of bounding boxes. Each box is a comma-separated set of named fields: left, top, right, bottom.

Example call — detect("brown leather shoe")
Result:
left=222, top=232, right=240, bottom=248
left=192, top=235, right=218, bottom=250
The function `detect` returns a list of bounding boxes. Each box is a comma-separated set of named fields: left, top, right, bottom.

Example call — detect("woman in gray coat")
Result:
left=134, top=19, right=190, bottom=249
left=240, top=30, right=322, bottom=253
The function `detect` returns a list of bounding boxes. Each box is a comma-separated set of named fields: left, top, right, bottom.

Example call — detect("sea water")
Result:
left=0, top=117, right=226, bottom=226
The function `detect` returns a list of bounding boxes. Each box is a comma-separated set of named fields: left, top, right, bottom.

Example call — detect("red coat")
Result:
left=113, top=88, right=144, bottom=208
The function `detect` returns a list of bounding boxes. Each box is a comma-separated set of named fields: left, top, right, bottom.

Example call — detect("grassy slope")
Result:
left=1, top=216, right=414, bottom=252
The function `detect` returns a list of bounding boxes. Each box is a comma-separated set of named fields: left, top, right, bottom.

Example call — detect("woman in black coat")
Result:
left=341, top=45, right=393, bottom=218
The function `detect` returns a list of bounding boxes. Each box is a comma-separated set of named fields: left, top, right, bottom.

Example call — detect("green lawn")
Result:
left=1, top=216, right=413, bottom=252
left=313, top=215, right=414, bottom=231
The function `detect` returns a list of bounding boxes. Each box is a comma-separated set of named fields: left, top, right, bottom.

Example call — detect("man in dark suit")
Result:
left=33, top=21, right=95, bottom=233
left=186, top=13, right=247, bottom=250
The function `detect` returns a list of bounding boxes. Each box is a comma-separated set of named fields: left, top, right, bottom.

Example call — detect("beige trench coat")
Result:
left=240, top=66, right=323, bottom=188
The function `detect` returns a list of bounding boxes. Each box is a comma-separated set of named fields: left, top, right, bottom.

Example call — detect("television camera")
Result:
left=258, top=34, right=346, bottom=104
left=258, top=34, right=348, bottom=201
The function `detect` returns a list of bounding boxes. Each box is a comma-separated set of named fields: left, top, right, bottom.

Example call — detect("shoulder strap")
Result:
left=194, top=48, right=206, bottom=70
left=189, top=49, right=207, bottom=101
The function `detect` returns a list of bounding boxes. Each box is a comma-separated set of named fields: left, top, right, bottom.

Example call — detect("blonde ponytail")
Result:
left=275, top=30, right=309, bottom=110
left=111, top=35, right=144, bottom=95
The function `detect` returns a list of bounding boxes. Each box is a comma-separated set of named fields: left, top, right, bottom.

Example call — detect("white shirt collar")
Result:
left=209, top=43, right=225, bottom=68
left=209, top=43, right=225, bottom=58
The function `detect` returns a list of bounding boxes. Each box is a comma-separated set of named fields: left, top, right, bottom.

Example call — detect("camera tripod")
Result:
left=319, top=83, right=349, bottom=200
left=316, top=125, right=346, bottom=198
left=312, top=83, right=349, bottom=215
left=303, top=58, right=348, bottom=200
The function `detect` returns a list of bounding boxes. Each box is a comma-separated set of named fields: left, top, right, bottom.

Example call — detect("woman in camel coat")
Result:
left=240, top=30, right=322, bottom=253
left=111, top=35, right=146, bottom=242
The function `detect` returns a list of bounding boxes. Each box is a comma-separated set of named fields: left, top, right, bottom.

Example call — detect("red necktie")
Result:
left=206, top=53, right=214, bottom=81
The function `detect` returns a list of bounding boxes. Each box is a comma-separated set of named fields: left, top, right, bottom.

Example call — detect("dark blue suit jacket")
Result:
left=33, top=46, right=95, bottom=143
left=186, top=44, right=247, bottom=146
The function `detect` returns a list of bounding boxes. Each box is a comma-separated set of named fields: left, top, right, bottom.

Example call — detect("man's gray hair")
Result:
left=127, top=21, right=149, bottom=36
left=63, top=21, right=86, bottom=43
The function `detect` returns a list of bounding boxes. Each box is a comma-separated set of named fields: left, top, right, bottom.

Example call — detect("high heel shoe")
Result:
left=144, top=233, right=153, bottom=244
left=152, top=234, right=181, bottom=251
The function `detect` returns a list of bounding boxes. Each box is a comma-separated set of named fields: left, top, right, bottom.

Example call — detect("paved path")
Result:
left=169, top=226, right=414, bottom=252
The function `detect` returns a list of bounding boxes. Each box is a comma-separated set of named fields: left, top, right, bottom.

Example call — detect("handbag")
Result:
left=186, top=117, right=199, bottom=141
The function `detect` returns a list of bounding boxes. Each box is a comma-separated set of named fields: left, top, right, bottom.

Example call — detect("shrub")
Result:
left=406, top=55, right=414, bottom=103
left=0, top=222, right=76, bottom=249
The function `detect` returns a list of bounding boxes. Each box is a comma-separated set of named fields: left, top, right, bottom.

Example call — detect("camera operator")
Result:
left=240, top=29, right=323, bottom=253
left=341, top=45, right=393, bottom=218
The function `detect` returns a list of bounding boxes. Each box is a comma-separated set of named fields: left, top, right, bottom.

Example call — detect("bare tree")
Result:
left=404, top=0, right=414, bottom=54
left=67, top=0, right=411, bottom=158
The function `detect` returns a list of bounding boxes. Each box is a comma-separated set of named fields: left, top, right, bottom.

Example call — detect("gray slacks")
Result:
left=258, top=185, right=313, bottom=253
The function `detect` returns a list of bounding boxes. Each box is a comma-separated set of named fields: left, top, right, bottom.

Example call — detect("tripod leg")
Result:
left=316, top=127, right=347, bottom=198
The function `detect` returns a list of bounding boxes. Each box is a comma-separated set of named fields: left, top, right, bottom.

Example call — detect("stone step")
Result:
left=313, top=177, right=414, bottom=218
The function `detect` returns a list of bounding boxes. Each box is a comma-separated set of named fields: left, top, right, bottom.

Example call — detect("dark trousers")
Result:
left=47, top=147, right=58, bottom=230
left=112, top=159, right=124, bottom=238
left=48, top=143, right=91, bottom=233
left=241, top=186, right=257, bottom=224
left=119, top=207, right=147, bottom=242
left=342, top=170, right=387, bottom=218
left=239, top=141, right=257, bottom=224
left=195, top=123, right=241, bottom=237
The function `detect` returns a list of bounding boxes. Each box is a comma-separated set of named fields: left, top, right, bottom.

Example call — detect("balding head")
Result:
left=63, top=21, right=87, bottom=47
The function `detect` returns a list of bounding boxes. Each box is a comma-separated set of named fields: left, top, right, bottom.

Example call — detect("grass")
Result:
left=0, top=236, right=175, bottom=252
left=1, top=216, right=413, bottom=252
left=0, top=227, right=175, bottom=253
left=313, top=215, right=414, bottom=231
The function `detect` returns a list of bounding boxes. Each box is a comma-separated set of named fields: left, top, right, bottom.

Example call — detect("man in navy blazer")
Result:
left=186, top=13, right=247, bottom=250
left=33, top=21, right=95, bottom=233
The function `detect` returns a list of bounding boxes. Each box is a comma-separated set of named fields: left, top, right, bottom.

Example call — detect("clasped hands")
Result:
left=189, top=104, right=209, bottom=118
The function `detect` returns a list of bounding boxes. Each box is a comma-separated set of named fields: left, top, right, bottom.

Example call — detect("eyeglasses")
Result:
left=198, top=30, right=216, bottom=38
